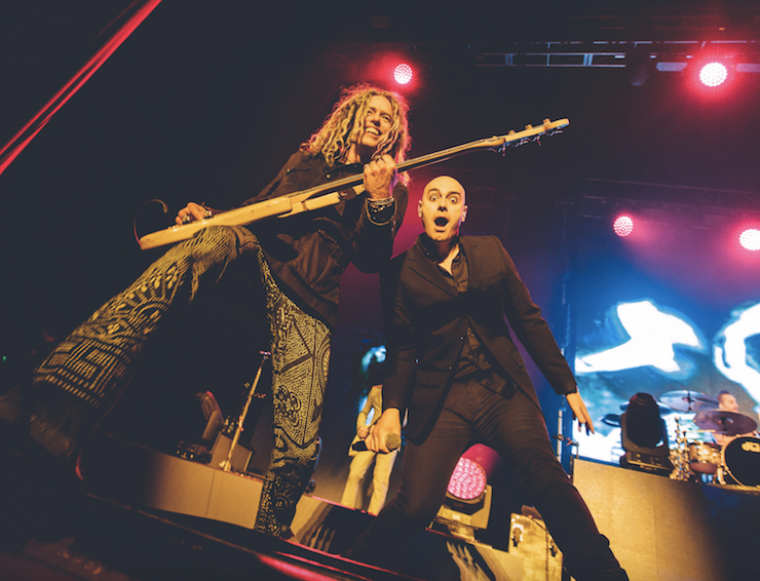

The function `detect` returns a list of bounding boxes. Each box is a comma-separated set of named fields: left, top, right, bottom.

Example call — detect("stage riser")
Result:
left=573, top=458, right=760, bottom=581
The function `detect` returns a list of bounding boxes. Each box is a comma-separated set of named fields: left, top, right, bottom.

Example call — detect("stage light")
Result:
left=619, top=392, right=673, bottom=475
left=613, top=215, right=634, bottom=237
left=623, top=393, right=663, bottom=448
left=447, top=457, right=487, bottom=500
left=699, top=62, right=728, bottom=87
left=393, top=63, right=413, bottom=85
left=433, top=455, right=493, bottom=541
left=739, top=228, right=760, bottom=251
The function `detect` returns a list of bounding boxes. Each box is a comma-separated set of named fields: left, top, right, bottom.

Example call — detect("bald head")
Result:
left=418, top=176, right=467, bottom=243
left=718, top=392, right=739, bottom=413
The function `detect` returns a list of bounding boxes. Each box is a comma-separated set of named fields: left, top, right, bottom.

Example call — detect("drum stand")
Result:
left=716, top=463, right=727, bottom=486
left=670, top=416, right=693, bottom=481
left=219, top=351, right=270, bottom=472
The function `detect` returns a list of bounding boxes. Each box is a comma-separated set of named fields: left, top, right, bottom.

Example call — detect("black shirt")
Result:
left=427, top=242, right=504, bottom=386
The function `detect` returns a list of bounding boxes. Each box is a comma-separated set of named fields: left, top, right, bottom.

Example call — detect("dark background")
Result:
left=1, top=0, right=759, bottom=545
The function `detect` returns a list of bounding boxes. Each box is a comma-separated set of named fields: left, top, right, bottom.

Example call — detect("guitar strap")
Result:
left=324, top=162, right=364, bottom=181
left=321, top=163, right=366, bottom=203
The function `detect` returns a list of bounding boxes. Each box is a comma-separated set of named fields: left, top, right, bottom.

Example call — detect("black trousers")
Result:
left=352, top=376, right=627, bottom=581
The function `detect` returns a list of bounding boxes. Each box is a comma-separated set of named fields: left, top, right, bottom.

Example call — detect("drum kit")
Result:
left=654, top=390, right=760, bottom=487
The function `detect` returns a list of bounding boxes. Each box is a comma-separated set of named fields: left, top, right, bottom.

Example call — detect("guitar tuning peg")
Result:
left=543, top=118, right=550, bottom=125
left=525, top=124, right=533, bottom=130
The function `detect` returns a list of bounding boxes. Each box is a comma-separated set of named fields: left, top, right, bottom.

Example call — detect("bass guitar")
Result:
left=138, top=118, right=569, bottom=250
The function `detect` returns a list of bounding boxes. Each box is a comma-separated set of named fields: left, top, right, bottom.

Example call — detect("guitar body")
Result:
left=138, top=118, right=569, bottom=251
left=139, top=195, right=296, bottom=250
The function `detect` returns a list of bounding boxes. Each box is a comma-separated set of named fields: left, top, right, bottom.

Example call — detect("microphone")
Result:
left=352, top=433, right=401, bottom=453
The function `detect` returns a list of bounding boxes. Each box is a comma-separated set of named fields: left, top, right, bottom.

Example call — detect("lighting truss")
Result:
left=578, top=178, right=760, bottom=230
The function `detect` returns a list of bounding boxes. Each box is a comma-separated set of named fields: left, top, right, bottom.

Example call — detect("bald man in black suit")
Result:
left=349, top=176, right=628, bottom=581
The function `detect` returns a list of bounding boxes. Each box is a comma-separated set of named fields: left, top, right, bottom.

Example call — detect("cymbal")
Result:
left=659, top=390, right=718, bottom=413
left=601, top=413, right=621, bottom=427
left=693, top=410, right=758, bottom=435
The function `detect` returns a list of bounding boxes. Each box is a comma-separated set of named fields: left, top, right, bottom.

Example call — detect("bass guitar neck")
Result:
left=138, top=118, right=568, bottom=250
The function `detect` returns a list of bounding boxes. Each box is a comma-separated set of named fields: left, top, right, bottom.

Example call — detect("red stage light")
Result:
left=739, top=228, right=760, bottom=251
left=613, top=215, right=634, bottom=237
left=699, top=62, right=728, bottom=87
left=393, top=63, right=413, bottom=85
left=447, top=457, right=487, bottom=500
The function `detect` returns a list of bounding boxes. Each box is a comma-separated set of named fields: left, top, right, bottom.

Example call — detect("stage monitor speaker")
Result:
left=210, top=432, right=253, bottom=473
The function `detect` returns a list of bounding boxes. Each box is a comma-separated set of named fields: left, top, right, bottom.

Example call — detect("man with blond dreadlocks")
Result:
left=1, top=84, right=410, bottom=538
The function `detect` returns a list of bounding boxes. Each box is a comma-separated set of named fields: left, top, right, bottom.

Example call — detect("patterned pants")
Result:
left=32, top=226, right=330, bottom=536
left=253, top=257, right=330, bottom=536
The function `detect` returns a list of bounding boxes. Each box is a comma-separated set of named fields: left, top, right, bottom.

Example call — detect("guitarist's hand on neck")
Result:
left=175, top=202, right=213, bottom=226
left=360, top=154, right=398, bottom=200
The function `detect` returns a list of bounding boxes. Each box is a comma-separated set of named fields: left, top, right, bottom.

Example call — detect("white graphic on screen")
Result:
left=714, top=302, right=760, bottom=410
left=575, top=300, right=704, bottom=377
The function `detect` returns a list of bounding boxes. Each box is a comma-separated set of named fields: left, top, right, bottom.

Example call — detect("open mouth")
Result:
left=434, top=217, right=449, bottom=227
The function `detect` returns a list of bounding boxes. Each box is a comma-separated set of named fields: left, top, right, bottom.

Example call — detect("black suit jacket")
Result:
left=380, top=235, right=576, bottom=443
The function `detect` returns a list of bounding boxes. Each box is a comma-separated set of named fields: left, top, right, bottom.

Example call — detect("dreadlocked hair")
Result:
left=301, top=84, right=412, bottom=184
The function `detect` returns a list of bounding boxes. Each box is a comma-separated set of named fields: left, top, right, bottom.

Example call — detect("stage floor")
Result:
left=5, top=437, right=760, bottom=581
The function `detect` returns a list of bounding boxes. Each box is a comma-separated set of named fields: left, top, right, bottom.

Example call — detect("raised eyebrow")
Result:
left=425, top=188, right=462, bottom=198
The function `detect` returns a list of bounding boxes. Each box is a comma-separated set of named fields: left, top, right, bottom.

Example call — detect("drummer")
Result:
left=712, top=390, right=759, bottom=447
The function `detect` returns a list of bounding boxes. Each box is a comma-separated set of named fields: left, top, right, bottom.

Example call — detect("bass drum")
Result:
left=723, top=436, right=760, bottom=487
